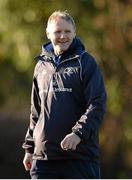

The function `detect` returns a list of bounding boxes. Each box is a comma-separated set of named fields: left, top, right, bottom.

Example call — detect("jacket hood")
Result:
left=41, top=37, right=85, bottom=59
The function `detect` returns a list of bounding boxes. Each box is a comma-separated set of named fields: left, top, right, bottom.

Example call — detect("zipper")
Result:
left=55, top=55, right=80, bottom=71
left=59, top=55, right=80, bottom=66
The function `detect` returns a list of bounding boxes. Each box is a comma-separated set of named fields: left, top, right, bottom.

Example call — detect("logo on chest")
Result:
left=63, top=67, right=77, bottom=76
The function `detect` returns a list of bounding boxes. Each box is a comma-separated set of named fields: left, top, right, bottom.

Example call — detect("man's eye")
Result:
left=55, top=31, right=61, bottom=34
left=65, top=30, right=70, bottom=33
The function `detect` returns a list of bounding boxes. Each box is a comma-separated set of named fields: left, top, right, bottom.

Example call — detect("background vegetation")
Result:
left=0, top=0, right=132, bottom=178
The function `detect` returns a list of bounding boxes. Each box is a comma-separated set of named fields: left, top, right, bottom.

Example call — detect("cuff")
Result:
left=73, top=129, right=83, bottom=141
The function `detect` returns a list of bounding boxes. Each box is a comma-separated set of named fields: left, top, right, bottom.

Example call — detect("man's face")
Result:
left=46, top=17, right=76, bottom=55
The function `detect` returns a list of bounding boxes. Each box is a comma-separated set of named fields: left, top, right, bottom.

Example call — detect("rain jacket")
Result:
left=22, top=37, right=106, bottom=162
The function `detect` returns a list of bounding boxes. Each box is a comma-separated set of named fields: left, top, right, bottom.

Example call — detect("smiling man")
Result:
left=22, top=10, right=107, bottom=179
left=46, top=13, right=76, bottom=55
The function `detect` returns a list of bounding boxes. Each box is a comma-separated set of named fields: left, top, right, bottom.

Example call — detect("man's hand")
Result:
left=60, top=132, right=81, bottom=151
left=23, top=152, right=33, bottom=171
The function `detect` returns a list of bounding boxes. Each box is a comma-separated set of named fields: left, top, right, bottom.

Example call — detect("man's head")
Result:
left=46, top=10, right=76, bottom=55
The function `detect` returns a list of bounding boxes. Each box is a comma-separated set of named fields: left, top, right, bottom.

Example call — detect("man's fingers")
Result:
left=23, top=161, right=32, bottom=171
left=24, top=165, right=29, bottom=171
left=60, top=138, right=68, bottom=150
left=23, top=153, right=33, bottom=171
left=26, top=162, right=32, bottom=170
left=60, top=133, right=81, bottom=151
left=61, top=134, right=73, bottom=150
left=72, top=143, right=77, bottom=150
left=68, top=142, right=73, bottom=150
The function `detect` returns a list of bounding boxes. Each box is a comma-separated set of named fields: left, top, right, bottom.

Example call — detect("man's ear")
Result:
left=46, top=28, right=50, bottom=39
left=73, top=31, right=76, bottom=38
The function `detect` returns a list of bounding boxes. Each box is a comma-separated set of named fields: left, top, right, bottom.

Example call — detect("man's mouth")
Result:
left=58, top=41, right=68, bottom=45
left=58, top=40, right=68, bottom=43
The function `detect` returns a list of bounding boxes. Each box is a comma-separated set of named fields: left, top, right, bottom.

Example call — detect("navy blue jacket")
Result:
left=22, top=37, right=106, bottom=162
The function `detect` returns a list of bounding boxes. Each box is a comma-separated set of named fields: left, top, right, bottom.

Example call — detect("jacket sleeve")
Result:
left=22, top=63, right=41, bottom=153
left=72, top=53, right=107, bottom=141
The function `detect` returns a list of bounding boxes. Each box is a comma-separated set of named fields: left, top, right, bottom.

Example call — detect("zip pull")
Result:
left=54, top=55, right=62, bottom=66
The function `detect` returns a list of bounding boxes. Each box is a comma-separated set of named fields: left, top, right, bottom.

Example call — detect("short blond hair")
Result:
left=47, top=10, right=76, bottom=31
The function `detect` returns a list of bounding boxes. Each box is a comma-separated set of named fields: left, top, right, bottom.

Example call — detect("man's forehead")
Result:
left=49, top=17, right=72, bottom=26
left=47, top=16, right=76, bottom=33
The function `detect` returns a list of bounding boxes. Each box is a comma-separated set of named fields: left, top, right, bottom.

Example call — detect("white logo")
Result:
left=63, top=67, right=75, bottom=76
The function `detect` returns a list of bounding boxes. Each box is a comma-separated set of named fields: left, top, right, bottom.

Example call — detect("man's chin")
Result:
left=59, top=47, right=69, bottom=52
left=55, top=46, right=69, bottom=55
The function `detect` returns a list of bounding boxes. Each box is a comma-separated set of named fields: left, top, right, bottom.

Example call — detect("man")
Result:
left=22, top=10, right=106, bottom=179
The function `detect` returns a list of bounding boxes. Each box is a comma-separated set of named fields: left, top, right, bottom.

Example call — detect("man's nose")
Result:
left=60, top=32, right=66, bottom=38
